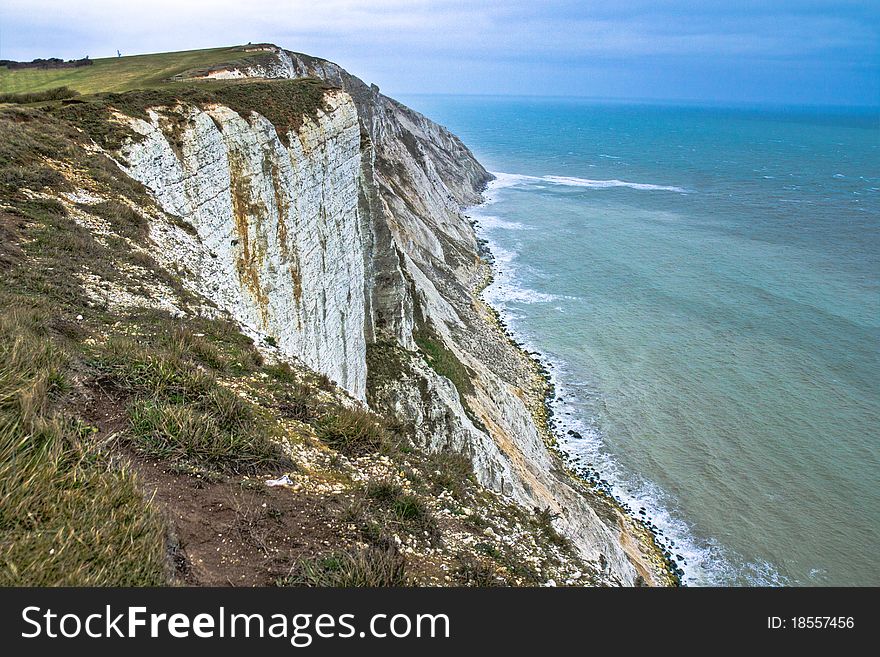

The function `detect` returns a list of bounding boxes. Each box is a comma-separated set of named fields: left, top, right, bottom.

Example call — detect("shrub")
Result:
left=453, top=555, right=505, bottom=587
left=313, top=371, right=334, bottom=391
left=315, top=406, right=385, bottom=457
left=366, top=480, right=403, bottom=503
left=281, top=547, right=408, bottom=587
left=277, top=380, right=314, bottom=422
left=534, top=506, right=568, bottom=549
left=427, top=449, right=474, bottom=498
left=392, top=494, right=429, bottom=522
left=0, top=86, right=79, bottom=104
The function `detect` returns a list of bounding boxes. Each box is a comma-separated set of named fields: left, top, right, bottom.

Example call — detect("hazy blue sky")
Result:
left=2, top=1, right=878, bottom=106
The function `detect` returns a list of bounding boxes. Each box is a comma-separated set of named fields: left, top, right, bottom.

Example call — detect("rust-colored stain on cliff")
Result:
left=263, top=152, right=303, bottom=310
left=264, top=154, right=290, bottom=255
left=229, top=153, right=271, bottom=326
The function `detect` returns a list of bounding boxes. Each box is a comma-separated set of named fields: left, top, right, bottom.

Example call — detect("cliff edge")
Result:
left=0, top=44, right=676, bottom=586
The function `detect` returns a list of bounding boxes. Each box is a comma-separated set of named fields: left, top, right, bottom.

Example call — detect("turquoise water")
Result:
left=400, top=95, right=880, bottom=586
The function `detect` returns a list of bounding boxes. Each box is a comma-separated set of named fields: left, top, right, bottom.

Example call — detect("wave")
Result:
left=480, top=241, right=562, bottom=304
left=489, top=171, right=688, bottom=193
left=474, top=214, right=529, bottom=231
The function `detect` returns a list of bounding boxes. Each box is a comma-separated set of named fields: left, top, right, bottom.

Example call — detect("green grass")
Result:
left=127, top=398, right=281, bottom=473
left=0, top=42, right=334, bottom=151
left=392, top=494, right=430, bottom=522
left=361, top=479, right=438, bottom=542
left=366, top=479, right=404, bottom=503
left=0, top=106, right=181, bottom=583
left=412, top=327, right=488, bottom=431
left=84, top=199, right=149, bottom=241
left=276, top=380, right=315, bottom=422
left=0, top=106, right=194, bottom=311
left=264, top=362, right=299, bottom=383
left=53, top=77, right=332, bottom=151
left=94, top=325, right=289, bottom=474
left=0, top=60, right=467, bottom=586
left=1, top=44, right=334, bottom=153
left=413, top=329, right=475, bottom=398
left=0, top=106, right=77, bottom=191
left=113, top=310, right=265, bottom=375
left=0, top=306, right=168, bottom=586
left=0, top=46, right=261, bottom=95
left=97, top=335, right=213, bottom=401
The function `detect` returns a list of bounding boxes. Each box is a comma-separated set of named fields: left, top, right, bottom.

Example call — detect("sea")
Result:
left=398, top=94, right=880, bottom=586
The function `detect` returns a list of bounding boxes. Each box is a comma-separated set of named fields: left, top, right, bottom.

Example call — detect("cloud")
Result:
left=1, top=0, right=877, bottom=104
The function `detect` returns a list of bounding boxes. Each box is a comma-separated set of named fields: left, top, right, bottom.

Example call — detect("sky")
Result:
left=1, top=0, right=878, bottom=106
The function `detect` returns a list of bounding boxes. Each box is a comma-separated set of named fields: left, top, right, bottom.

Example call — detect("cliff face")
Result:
left=102, top=45, right=670, bottom=586
left=119, top=91, right=367, bottom=400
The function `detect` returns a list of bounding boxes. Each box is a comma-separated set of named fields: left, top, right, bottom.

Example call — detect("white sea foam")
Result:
left=479, top=240, right=561, bottom=304
left=476, top=214, right=529, bottom=231
left=488, top=171, right=687, bottom=193
left=490, top=285, right=560, bottom=305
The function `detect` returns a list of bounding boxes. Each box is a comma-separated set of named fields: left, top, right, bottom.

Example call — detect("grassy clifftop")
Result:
left=0, top=45, right=278, bottom=95
left=1, top=43, right=334, bottom=151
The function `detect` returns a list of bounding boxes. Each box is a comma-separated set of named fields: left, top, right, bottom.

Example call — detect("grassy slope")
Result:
left=0, top=45, right=258, bottom=94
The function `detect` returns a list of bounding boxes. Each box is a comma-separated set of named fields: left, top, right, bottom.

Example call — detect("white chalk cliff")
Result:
left=120, top=91, right=367, bottom=400
left=112, top=44, right=668, bottom=585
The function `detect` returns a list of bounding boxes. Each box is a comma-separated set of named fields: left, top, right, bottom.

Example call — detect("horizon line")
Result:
left=392, top=92, right=880, bottom=113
